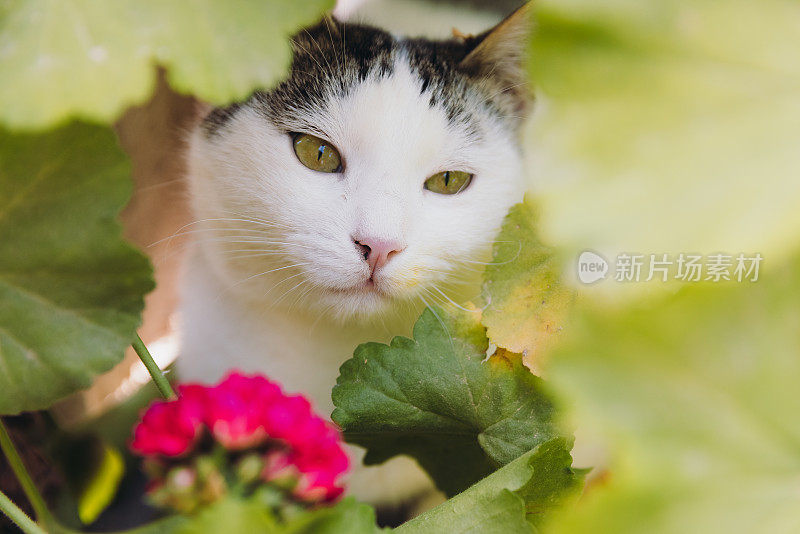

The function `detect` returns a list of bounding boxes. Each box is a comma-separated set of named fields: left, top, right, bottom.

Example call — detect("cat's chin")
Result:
left=311, top=282, right=417, bottom=322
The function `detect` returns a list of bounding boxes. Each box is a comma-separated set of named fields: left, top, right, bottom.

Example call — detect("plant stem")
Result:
left=132, top=334, right=176, bottom=400
left=0, top=488, right=46, bottom=534
left=0, top=420, right=51, bottom=525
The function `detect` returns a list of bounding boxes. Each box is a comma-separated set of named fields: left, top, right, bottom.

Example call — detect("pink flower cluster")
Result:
left=130, top=372, right=349, bottom=502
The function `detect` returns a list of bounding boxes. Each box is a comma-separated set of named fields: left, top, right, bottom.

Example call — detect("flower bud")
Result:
left=236, top=453, right=265, bottom=486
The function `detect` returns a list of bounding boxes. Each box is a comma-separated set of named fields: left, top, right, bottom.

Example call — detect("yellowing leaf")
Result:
left=481, top=200, right=573, bottom=360
left=78, top=443, right=124, bottom=524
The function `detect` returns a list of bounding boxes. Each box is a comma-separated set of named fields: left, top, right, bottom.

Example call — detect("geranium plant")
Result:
left=131, top=372, right=349, bottom=513
left=1, top=0, right=798, bottom=533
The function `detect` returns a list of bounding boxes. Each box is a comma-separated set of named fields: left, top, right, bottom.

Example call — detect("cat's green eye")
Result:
left=293, top=133, right=343, bottom=173
left=424, top=170, right=473, bottom=195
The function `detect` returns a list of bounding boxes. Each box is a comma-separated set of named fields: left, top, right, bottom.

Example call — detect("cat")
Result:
left=176, top=5, right=531, bottom=507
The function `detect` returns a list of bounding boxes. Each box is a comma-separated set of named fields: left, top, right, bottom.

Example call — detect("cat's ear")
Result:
left=459, top=3, right=533, bottom=116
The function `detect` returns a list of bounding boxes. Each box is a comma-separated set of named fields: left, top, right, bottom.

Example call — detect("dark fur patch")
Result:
left=201, top=102, right=242, bottom=136
left=202, top=17, right=526, bottom=137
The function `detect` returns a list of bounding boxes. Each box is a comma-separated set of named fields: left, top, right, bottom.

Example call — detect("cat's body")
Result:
left=177, top=7, right=530, bottom=505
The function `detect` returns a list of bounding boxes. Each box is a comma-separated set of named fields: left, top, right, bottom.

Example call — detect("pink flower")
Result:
left=130, top=397, right=203, bottom=457
left=291, top=441, right=349, bottom=501
left=130, top=371, right=350, bottom=506
left=261, top=421, right=349, bottom=501
left=202, top=373, right=282, bottom=449
left=262, top=394, right=313, bottom=442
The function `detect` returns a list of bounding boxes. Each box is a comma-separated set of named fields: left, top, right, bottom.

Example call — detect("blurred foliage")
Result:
left=281, top=497, right=387, bottom=534
left=0, top=0, right=335, bottom=130
left=0, top=123, right=153, bottom=414
left=548, top=258, right=800, bottom=533
left=145, top=495, right=385, bottom=534
left=528, top=0, right=800, bottom=291
left=526, top=0, right=800, bottom=532
left=175, top=495, right=278, bottom=534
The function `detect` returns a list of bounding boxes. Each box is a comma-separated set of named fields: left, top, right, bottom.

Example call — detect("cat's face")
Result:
left=187, top=13, right=529, bottom=319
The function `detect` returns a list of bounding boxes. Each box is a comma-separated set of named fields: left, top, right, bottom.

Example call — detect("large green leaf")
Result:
left=397, top=438, right=584, bottom=534
left=527, top=0, right=800, bottom=291
left=0, top=0, right=334, bottom=130
left=547, top=255, right=800, bottom=533
left=0, top=122, right=153, bottom=414
left=332, top=307, right=565, bottom=496
left=481, top=199, right=573, bottom=359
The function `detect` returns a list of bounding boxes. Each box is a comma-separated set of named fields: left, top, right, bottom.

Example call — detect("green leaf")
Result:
left=547, top=255, right=800, bottom=533
left=0, top=0, right=334, bottom=130
left=0, top=122, right=153, bottom=414
left=515, top=440, right=588, bottom=529
left=122, top=516, right=189, bottom=534
left=176, top=496, right=279, bottom=534
left=398, top=438, right=585, bottom=534
left=481, top=199, right=573, bottom=358
left=129, top=497, right=382, bottom=534
left=283, top=497, right=386, bottom=534
left=527, top=0, right=800, bottom=289
left=332, top=307, right=564, bottom=496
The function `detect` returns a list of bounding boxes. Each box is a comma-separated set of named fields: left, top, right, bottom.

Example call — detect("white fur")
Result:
left=177, top=54, right=524, bottom=504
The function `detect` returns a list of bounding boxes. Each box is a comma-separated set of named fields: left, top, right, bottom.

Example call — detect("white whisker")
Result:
left=429, top=285, right=477, bottom=313
left=230, top=262, right=311, bottom=289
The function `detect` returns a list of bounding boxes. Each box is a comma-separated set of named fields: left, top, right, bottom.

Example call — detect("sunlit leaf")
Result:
left=0, top=0, right=334, bottom=130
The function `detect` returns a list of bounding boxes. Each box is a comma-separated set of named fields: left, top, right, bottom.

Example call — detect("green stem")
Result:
left=132, top=334, right=176, bottom=400
left=0, top=419, right=51, bottom=525
left=0, top=488, right=46, bottom=534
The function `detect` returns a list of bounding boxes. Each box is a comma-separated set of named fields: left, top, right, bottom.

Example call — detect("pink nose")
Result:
left=353, top=237, right=406, bottom=275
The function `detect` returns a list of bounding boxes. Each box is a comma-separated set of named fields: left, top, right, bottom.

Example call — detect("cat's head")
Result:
left=186, top=6, right=531, bottom=320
